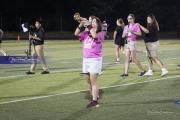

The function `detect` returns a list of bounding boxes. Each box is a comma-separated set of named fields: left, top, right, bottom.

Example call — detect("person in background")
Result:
left=102, top=20, right=109, bottom=38
left=121, top=14, right=146, bottom=77
left=74, top=16, right=105, bottom=108
left=26, top=20, right=49, bottom=75
left=113, top=18, right=125, bottom=63
left=139, top=14, right=168, bottom=76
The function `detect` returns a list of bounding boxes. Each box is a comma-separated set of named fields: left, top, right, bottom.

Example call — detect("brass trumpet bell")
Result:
left=74, top=12, right=81, bottom=21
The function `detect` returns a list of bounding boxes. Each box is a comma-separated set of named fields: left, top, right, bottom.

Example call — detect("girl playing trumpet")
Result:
left=74, top=16, right=105, bottom=108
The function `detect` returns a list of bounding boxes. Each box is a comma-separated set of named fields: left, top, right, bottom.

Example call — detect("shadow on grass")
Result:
left=106, top=77, right=149, bottom=96
left=101, top=99, right=177, bottom=107
left=0, top=76, right=34, bottom=85
left=83, top=89, right=104, bottom=100
left=60, top=108, right=92, bottom=120
left=39, top=76, right=83, bottom=94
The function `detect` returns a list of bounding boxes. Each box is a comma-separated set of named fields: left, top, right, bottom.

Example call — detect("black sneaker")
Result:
left=26, top=71, right=35, bottom=75
left=121, top=73, right=128, bottom=77
left=41, top=71, right=50, bottom=74
left=139, top=71, right=146, bottom=76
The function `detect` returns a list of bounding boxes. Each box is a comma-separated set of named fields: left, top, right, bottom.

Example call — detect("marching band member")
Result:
left=139, top=14, right=168, bottom=76
left=113, top=18, right=125, bottom=63
left=26, top=20, right=49, bottom=75
left=74, top=16, right=105, bottom=108
left=121, top=14, right=146, bottom=77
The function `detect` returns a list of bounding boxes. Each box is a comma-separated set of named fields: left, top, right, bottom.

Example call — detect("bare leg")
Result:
left=147, top=56, right=154, bottom=70
left=84, top=74, right=92, bottom=96
left=35, top=45, right=48, bottom=71
left=121, top=46, right=125, bottom=54
left=153, top=57, right=168, bottom=76
left=30, top=48, right=37, bottom=72
left=115, top=45, right=120, bottom=60
left=124, top=49, right=130, bottom=74
left=153, top=57, right=164, bottom=69
left=89, top=73, right=99, bottom=101
left=131, top=51, right=145, bottom=71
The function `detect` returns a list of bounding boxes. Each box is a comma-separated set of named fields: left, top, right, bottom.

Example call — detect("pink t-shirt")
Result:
left=79, top=31, right=105, bottom=58
left=123, top=23, right=141, bottom=41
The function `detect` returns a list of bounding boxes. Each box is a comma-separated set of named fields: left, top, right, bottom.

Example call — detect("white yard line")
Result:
left=0, top=75, right=180, bottom=105
left=0, top=56, right=180, bottom=79
left=0, top=68, right=81, bottom=79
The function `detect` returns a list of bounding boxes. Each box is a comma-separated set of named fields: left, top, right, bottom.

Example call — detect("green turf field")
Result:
left=0, top=39, right=180, bottom=120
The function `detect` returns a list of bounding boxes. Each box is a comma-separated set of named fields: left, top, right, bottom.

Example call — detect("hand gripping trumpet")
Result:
left=73, top=12, right=88, bottom=22
left=74, top=12, right=81, bottom=22
left=73, top=12, right=92, bottom=29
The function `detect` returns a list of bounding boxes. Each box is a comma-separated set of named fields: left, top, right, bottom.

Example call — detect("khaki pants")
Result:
left=145, top=41, right=159, bottom=58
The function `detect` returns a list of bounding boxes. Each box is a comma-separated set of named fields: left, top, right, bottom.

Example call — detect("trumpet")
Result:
left=73, top=13, right=91, bottom=28
left=73, top=12, right=88, bottom=22
left=74, top=12, right=81, bottom=22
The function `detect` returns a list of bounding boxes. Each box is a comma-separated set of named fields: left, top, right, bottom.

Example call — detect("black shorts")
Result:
left=32, top=40, right=44, bottom=46
left=0, top=39, right=2, bottom=43
left=33, top=43, right=44, bottom=46
left=114, top=39, right=125, bottom=47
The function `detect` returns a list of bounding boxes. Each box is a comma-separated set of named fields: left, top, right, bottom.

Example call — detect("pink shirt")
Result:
left=79, top=31, right=105, bottom=58
left=123, top=23, right=141, bottom=41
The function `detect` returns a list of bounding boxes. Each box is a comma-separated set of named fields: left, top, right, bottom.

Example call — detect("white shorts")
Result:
left=82, top=57, right=102, bottom=74
left=125, top=41, right=137, bottom=52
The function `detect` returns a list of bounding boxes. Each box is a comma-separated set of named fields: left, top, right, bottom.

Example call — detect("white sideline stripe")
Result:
left=0, top=58, right=180, bottom=79
left=0, top=75, right=27, bottom=79
left=0, top=68, right=81, bottom=79
left=0, top=75, right=180, bottom=105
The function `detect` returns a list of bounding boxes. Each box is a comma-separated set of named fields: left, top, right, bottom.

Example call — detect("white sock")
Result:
left=161, top=68, right=167, bottom=72
left=117, top=58, right=119, bottom=61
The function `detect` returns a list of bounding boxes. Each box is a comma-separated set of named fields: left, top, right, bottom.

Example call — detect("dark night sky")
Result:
left=0, top=0, right=180, bottom=31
